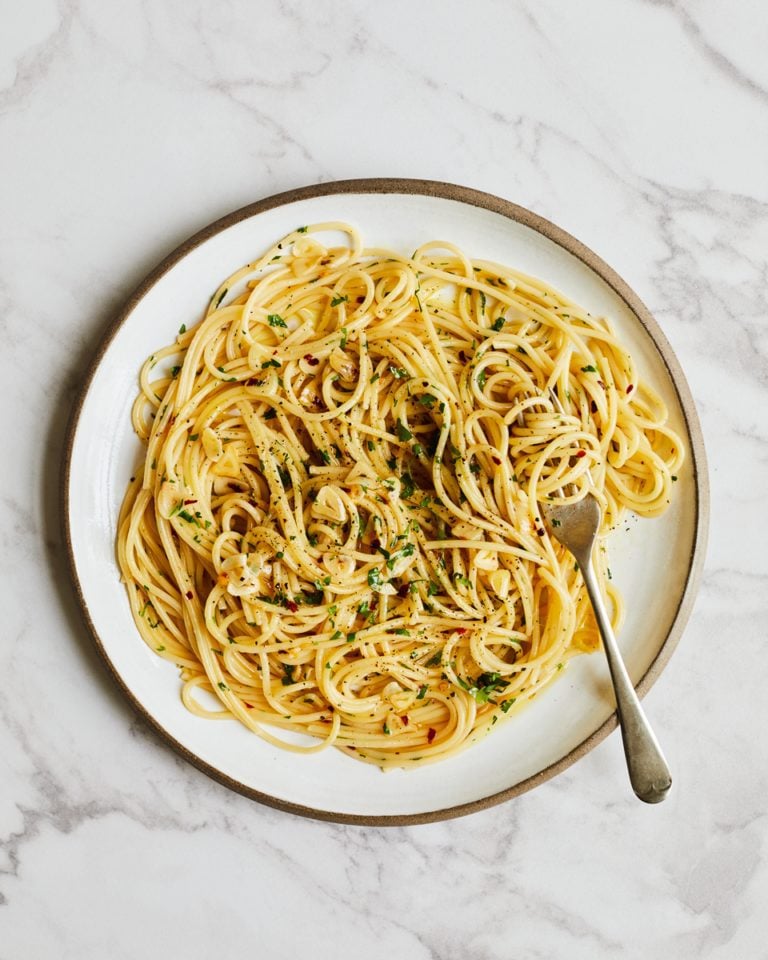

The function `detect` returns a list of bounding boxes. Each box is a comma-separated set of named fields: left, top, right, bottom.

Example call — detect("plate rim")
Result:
left=61, top=177, right=710, bottom=825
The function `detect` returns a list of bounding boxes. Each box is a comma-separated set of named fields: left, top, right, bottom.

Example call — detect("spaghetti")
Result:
left=117, top=223, right=683, bottom=767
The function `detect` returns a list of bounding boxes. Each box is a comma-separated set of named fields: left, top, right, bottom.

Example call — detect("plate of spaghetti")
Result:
left=63, top=179, right=707, bottom=823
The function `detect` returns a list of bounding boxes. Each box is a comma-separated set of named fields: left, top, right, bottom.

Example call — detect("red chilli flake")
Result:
left=492, top=456, right=501, bottom=465
left=286, top=600, right=299, bottom=613
left=455, top=628, right=468, bottom=634
left=304, top=354, right=320, bottom=366
left=401, top=715, right=410, bottom=726
left=183, top=498, right=197, bottom=505
left=244, top=702, right=253, bottom=709
left=185, top=590, right=193, bottom=600
left=626, top=384, right=634, bottom=394
left=576, top=449, right=586, bottom=458
left=427, top=727, right=437, bottom=744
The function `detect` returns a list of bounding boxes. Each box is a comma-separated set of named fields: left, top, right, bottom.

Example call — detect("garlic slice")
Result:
left=452, top=519, right=481, bottom=540
left=488, top=569, right=511, bottom=598
left=202, top=427, right=223, bottom=461
left=212, top=445, right=240, bottom=477
left=329, top=346, right=358, bottom=382
left=221, top=552, right=272, bottom=597
left=156, top=481, right=179, bottom=520
left=475, top=549, right=499, bottom=571
left=312, top=485, right=347, bottom=523
left=322, top=552, right=355, bottom=579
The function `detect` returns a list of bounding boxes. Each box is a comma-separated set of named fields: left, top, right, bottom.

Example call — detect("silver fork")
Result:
left=519, top=384, right=672, bottom=802
left=540, top=495, right=672, bottom=803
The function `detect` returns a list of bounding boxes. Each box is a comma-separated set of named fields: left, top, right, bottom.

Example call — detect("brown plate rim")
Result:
left=61, top=177, right=710, bottom=825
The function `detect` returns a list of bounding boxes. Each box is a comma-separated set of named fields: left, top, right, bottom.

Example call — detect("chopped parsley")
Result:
left=386, top=542, right=414, bottom=570
left=281, top=664, right=295, bottom=686
left=367, top=567, right=387, bottom=590
left=297, top=588, right=324, bottom=605
left=459, top=671, right=507, bottom=704
left=397, top=421, right=413, bottom=442
left=268, top=313, right=287, bottom=328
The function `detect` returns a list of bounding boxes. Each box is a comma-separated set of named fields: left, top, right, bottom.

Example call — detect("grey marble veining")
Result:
left=2, top=1, right=767, bottom=957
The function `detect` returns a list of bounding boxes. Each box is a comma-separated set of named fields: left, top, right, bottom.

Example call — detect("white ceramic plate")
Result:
left=63, top=180, right=708, bottom=824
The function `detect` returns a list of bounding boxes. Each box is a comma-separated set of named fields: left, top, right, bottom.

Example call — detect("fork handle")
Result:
left=578, top=553, right=672, bottom=803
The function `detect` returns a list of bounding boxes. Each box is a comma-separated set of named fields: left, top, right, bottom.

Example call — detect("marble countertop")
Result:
left=3, top=1, right=767, bottom=956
